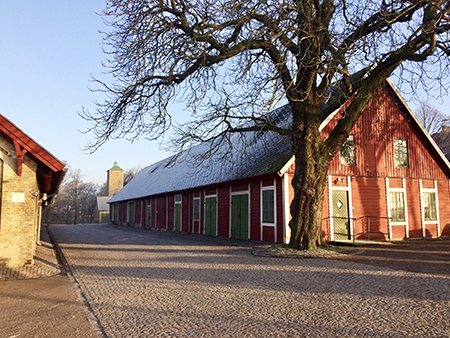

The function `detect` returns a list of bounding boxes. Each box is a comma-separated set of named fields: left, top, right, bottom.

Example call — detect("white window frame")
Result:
left=174, top=194, right=182, bottom=231
left=420, top=179, right=440, bottom=237
left=261, top=180, right=276, bottom=225
left=204, top=190, right=218, bottom=236
left=339, top=134, right=356, bottom=166
left=394, top=139, right=409, bottom=168
left=261, top=179, right=277, bottom=242
left=127, top=201, right=135, bottom=223
left=193, top=196, right=201, bottom=221
left=386, top=178, right=409, bottom=240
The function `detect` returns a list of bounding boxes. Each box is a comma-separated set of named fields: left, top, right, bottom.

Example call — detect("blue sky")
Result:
left=1, top=2, right=450, bottom=185
left=0, top=1, right=172, bottom=185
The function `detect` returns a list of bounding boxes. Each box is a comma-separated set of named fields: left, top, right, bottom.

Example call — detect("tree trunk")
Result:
left=288, top=108, right=332, bottom=250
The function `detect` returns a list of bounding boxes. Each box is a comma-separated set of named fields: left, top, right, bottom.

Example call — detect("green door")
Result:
left=128, top=202, right=135, bottom=227
left=332, top=191, right=350, bottom=240
left=231, top=194, right=249, bottom=240
left=174, top=203, right=182, bottom=231
left=205, top=197, right=217, bottom=236
left=101, top=213, right=110, bottom=223
left=113, top=204, right=118, bottom=224
left=146, top=205, right=152, bottom=229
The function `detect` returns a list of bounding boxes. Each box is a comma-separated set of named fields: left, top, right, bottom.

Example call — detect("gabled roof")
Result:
left=108, top=78, right=450, bottom=204
left=0, top=114, right=66, bottom=198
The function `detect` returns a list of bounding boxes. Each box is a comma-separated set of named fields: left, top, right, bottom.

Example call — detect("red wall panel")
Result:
left=406, top=181, right=422, bottom=238
left=217, top=186, right=230, bottom=238
left=250, top=181, right=261, bottom=241
left=438, top=181, right=450, bottom=236
left=351, top=177, right=389, bottom=240
left=156, top=196, right=166, bottom=229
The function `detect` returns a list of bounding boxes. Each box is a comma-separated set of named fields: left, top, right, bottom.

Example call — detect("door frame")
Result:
left=204, top=190, right=218, bottom=236
left=229, top=185, right=250, bottom=239
left=174, top=194, right=182, bottom=232
left=328, top=176, right=353, bottom=241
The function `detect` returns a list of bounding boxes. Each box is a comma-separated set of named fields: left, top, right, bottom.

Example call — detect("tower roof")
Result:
left=108, top=162, right=123, bottom=171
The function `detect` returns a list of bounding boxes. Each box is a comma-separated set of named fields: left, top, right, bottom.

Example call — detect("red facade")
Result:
left=316, top=82, right=450, bottom=241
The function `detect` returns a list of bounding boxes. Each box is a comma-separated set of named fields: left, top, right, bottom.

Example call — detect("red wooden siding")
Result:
left=232, top=183, right=248, bottom=192
left=350, top=177, right=389, bottom=240
left=322, top=85, right=450, bottom=180
left=156, top=196, right=166, bottom=229
left=262, top=226, right=274, bottom=242
left=182, top=194, right=189, bottom=233
left=422, top=180, right=435, bottom=189
left=250, top=181, right=261, bottom=241
left=217, top=186, right=230, bottom=238
left=389, top=179, right=402, bottom=188
left=167, top=195, right=174, bottom=231
left=135, top=200, right=142, bottom=226
left=438, top=181, right=450, bottom=236
left=406, top=182, right=422, bottom=238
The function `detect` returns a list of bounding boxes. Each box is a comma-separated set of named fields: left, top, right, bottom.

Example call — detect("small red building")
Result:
left=108, top=79, right=450, bottom=243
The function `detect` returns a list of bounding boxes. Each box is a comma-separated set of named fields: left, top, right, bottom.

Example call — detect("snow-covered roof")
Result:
left=108, top=105, right=292, bottom=203
left=97, top=196, right=111, bottom=211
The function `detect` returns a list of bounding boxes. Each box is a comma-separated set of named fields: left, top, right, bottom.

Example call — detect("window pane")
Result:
left=394, top=139, right=408, bottom=168
left=423, top=192, right=437, bottom=221
left=340, top=135, right=356, bottom=166
left=390, top=192, right=405, bottom=222
left=193, top=198, right=200, bottom=220
left=262, top=189, right=275, bottom=223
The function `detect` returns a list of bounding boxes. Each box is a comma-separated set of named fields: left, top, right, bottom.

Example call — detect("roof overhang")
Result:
left=0, top=114, right=67, bottom=201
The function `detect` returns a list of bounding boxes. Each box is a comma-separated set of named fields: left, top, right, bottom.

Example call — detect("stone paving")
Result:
left=50, top=223, right=450, bottom=338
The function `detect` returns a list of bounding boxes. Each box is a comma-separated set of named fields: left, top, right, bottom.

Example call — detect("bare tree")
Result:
left=97, top=182, right=108, bottom=196
left=48, top=168, right=99, bottom=224
left=123, top=167, right=142, bottom=186
left=416, top=102, right=450, bottom=135
left=82, top=0, right=450, bottom=249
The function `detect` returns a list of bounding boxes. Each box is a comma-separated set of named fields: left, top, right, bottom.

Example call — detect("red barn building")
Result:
left=108, top=79, right=450, bottom=244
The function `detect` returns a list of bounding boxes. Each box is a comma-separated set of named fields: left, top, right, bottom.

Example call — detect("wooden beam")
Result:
left=13, top=139, right=27, bottom=177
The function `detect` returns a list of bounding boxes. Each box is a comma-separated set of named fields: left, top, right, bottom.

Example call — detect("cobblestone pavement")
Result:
left=50, top=223, right=450, bottom=338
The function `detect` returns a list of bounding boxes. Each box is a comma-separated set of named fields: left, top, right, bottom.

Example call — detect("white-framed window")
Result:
left=389, top=191, right=405, bottom=222
left=340, top=135, right=356, bottom=166
left=261, top=182, right=276, bottom=225
left=193, top=197, right=200, bottom=221
left=394, top=139, right=408, bottom=168
left=175, top=194, right=182, bottom=203
left=422, top=192, right=437, bottom=221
